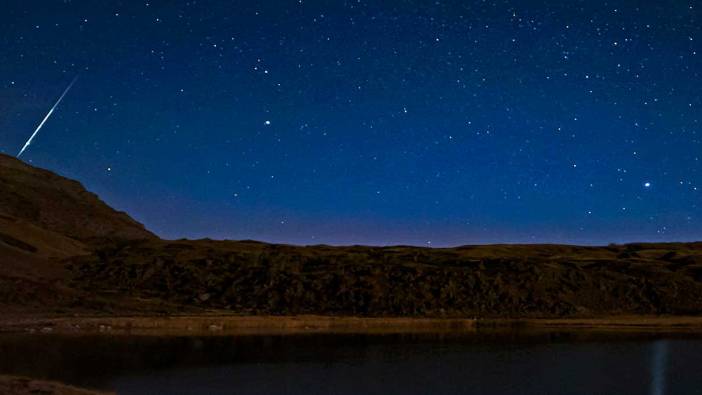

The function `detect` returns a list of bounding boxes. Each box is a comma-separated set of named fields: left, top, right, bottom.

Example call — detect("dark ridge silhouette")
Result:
left=0, top=153, right=154, bottom=244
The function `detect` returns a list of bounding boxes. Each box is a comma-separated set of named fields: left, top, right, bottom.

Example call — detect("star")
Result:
left=4, top=0, right=700, bottom=245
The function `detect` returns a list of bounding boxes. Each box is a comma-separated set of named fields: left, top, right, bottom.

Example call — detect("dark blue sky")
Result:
left=1, top=1, right=700, bottom=246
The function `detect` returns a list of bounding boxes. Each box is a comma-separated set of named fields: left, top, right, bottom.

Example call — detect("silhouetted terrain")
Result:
left=2, top=153, right=702, bottom=318
left=0, top=154, right=154, bottom=243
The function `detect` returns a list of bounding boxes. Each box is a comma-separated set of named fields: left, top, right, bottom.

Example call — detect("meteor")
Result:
left=17, top=76, right=78, bottom=158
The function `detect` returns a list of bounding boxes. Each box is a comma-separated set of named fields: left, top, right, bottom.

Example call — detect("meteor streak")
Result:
left=17, top=76, right=78, bottom=158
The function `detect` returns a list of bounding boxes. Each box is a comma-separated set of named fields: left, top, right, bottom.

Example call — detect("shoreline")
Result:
left=2, top=314, right=702, bottom=336
left=0, top=375, right=112, bottom=395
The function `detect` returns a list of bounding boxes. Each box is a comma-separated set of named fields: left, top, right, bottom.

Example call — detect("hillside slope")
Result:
left=0, top=153, right=154, bottom=244
left=0, top=154, right=154, bottom=315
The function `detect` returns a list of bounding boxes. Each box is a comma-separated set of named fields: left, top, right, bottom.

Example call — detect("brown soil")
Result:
left=0, top=376, right=112, bottom=395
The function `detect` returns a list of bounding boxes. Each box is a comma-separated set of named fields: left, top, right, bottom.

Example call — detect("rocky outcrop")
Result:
left=71, top=239, right=702, bottom=317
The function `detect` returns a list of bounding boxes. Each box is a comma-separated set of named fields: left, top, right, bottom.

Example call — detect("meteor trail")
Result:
left=17, top=76, right=78, bottom=158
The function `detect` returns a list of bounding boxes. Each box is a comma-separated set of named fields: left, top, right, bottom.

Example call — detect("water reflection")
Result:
left=651, top=340, right=669, bottom=395
left=0, top=331, right=700, bottom=395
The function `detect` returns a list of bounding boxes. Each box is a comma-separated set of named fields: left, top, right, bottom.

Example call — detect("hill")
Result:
left=0, top=153, right=154, bottom=244
left=71, top=239, right=702, bottom=317
left=0, top=153, right=154, bottom=314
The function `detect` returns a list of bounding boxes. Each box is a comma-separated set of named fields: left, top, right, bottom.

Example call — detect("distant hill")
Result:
left=1, top=153, right=702, bottom=318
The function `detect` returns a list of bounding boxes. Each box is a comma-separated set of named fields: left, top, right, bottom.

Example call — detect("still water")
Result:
left=0, top=331, right=701, bottom=394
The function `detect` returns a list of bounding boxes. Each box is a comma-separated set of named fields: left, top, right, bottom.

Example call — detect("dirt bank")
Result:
left=3, top=314, right=702, bottom=336
left=0, top=376, right=112, bottom=395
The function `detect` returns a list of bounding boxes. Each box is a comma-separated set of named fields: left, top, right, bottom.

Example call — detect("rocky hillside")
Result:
left=71, top=239, right=702, bottom=317
left=0, top=154, right=154, bottom=315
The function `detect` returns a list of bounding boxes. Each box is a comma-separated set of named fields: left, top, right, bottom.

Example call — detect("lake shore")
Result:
left=0, top=375, right=112, bottom=395
left=2, top=314, right=702, bottom=336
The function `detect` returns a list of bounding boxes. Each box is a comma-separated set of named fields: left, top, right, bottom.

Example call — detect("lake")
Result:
left=0, top=330, right=701, bottom=394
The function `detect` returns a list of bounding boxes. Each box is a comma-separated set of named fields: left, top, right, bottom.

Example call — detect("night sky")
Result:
left=1, top=1, right=700, bottom=246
